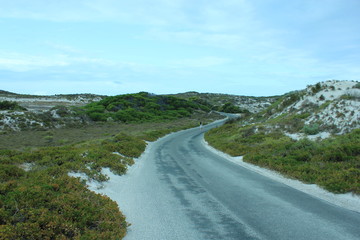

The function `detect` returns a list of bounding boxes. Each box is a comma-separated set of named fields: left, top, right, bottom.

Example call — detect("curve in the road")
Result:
left=95, top=120, right=360, bottom=240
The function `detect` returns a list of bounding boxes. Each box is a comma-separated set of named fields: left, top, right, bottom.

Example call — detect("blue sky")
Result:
left=0, top=0, right=359, bottom=96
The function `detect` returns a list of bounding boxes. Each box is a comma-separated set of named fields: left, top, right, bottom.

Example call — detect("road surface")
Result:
left=97, top=120, right=360, bottom=240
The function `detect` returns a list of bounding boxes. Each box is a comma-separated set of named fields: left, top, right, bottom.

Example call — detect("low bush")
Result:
left=311, top=83, right=322, bottom=94
left=303, top=123, right=320, bottom=135
left=219, top=102, right=248, bottom=113
left=0, top=101, right=26, bottom=111
left=0, top=173, right=127, bottom=239
left=262, top=91, right=305, bottom=118
left=102, top=133, right=146, bottom=158
left=0, top=132, right=145, bottom=239
left=206, top=126, right=360, bottom=194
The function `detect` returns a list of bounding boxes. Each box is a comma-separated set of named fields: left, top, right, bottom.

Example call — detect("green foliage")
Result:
left=82, top=92, right=210, bottom=123
left=275, top=114, right=307, bottom=133
left=0, top=164, right=25, bottom=181
left=141, top=129, right=171, bottom=141
left=311, top=83, right=322, bottom=94
left=353, top=82, right=360, bottom=89
left=51, top=105, right=73, bottom=117
left=0, top=101, right=26, bottom=111
left=206, top=126, right=360, bottom=194
left=318, top=101, right=331, bottom=110
left=219, top=102, right=249, bottom=114
left=263, top=91, right=304, bottom=117
left=0, top=115, right=211, bottom=239
left=102, top=133, right=146, bottom=158
left=303, top=123, right=320, bottom=135
left=0, top=131, right=150, bottom=239
left=0, top=174, right=127, bottom=239
left=282, top=92, right=302, bottom=107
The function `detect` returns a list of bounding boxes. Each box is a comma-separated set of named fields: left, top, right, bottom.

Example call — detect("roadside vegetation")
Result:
left=1, top=135, right=132, bottom=239
left=2, top=81, right=358, bottom=238
left=205, top=86, right=360, bottom=195
left=0, top=92, right=220, bottom=239
left=206, top=122, right=360, bottom=194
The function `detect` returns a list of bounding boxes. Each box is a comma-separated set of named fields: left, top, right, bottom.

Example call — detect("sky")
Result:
left=0, top=0, right=359, bottom=96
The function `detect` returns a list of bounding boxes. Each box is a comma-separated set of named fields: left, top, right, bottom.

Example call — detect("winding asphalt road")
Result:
left=100, top=120, right=360, bottom=240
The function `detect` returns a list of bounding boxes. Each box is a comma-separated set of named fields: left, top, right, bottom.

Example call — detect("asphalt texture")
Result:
left=99, top=120, right=360, bottom=240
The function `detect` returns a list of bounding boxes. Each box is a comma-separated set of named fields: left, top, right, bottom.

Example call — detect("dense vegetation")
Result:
left=216, top=102, right=250, bottom=114
left=81, top=92, right=211, bottom=122
left=0, top=93, right=214, bottom=131
left=0, top=101, right=26, bottom=111
left=0, top=109, right=218, bottom=239
left=169, top=91, right=279, bottom=114
left=0, top=133, right=139, bottom=239
left=0, top=173, right=127, bottom=239
left=2, top=82, right=357, bottom=238
left=206, top=123, right=360, bottom=194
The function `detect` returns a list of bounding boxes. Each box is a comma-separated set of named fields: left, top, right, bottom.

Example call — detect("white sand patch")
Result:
left=292, top=80, right=358, bottom=110
left=19, top=162, right=35, bottom=172
left=306, top=131, right=331, bottom=140
left=284, top=132, right=331, bottom=141
left=69, top=139, right=158, bottom=193
left=305, top=99, right=360, bottom=134
left=284, top=132, right=303, bottom=141
left=202, top=138, right=360, bottom=213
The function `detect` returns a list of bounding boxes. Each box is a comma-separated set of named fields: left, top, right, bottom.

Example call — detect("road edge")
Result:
left=201, top=137, right=360, bottom=214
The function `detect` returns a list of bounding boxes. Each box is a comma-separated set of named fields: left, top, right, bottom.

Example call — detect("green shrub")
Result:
left=0, top=174, right=127, bottom=239
left=111, top=133, right=147, bottom=158
left=219, top=103, right=244, bottom=113
left=0, top=129, right=149, bottom=238
left=205, top=125, right=360, bottom=194
left=0, top=164, right=25, bottom=181
left=311, top=83, right=322, bottom=94
left=81, top=92, right=210, bottom=123
left=0, top=101, right=26, bottom=111
left=303, top=123, right=320, bottom=135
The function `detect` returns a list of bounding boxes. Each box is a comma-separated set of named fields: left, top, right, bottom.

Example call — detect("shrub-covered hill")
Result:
left=169, top=91, right=280, bottom=113
left=0, top=92, right=214, bottom=131
left=205, top=80, right=360, bottom=195
left=82, top=92, right=211, bottom=122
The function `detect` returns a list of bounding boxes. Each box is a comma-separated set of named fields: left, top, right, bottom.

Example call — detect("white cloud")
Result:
left=0, top=0, right=254, bottom=28
left=0, top=0, right=358, bottom=96
left=0, top=51, right=123, bottom=72
left=0, top=53, right=69, bottom=72
left=0, top=0, right=186, bottom=24
left=45, top=43, right=84, bottom=54
left=171, top=56, right=230, bottom=68
left=145, top=28, right=253, bottom=52
left=2, top=79, right=123, bottom=95
left=0, top=0, right=91, bottom=21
